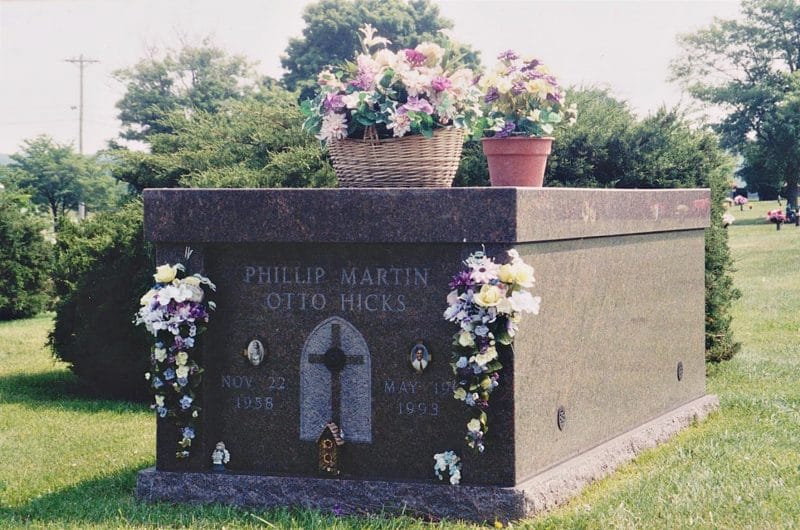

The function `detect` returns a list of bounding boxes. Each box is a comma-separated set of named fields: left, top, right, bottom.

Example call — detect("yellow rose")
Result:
left=453, top=387, right=467, bottom=400
left=182, top=276, right=201, bottom=287
left=474, top=284, right=503, bottom=307
left=176, top=351, right=189, bottom=366
left=153, top=264, right=178, bottom=283
left=139, top=289, right=157, bottom=306
left=498, top=264, right=514, bottom=284
left=511, top=261, right=535, bottom=288
left=467, top=418, right=481, bottom=432
left=458, top=330, right=475, bottom=347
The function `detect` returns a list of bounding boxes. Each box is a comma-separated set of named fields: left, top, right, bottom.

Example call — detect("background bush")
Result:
left=0, top=192, right=52, bottom=320
left=50, top=201, right=153, bottom=400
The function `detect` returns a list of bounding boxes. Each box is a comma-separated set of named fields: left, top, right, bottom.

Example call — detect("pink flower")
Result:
left=400, top=96, right=434, bottom=115
left=431, top=76, right=451, bottom=92
left=404, top=48, right=427, bottom=66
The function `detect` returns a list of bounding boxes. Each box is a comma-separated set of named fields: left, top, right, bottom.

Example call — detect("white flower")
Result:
left=509, top=291, right=541, bottom=315
left=358, top=23, right=391, bottom=49
left=154, top=347, right=167, bottom=362
left=176, top=365, right=190, bottom=379
left=467, top=418, right=481, bottom=433
left=387, top=107, right=412, bottom=137
left=316, top=112, right=348, bottom=142
left=415, top=42, right=444, bottom=66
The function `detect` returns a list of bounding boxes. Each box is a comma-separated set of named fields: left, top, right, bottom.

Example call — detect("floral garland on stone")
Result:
left=135, top=260, right=216, bottom=459
left=444, top=249, right=540, bottom=453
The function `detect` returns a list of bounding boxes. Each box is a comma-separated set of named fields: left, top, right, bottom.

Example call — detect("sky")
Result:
left=0, top=0, right=741, bottom=155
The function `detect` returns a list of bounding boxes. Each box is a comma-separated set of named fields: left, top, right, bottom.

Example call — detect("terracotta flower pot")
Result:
left=481, top=136, right=554, bottom=187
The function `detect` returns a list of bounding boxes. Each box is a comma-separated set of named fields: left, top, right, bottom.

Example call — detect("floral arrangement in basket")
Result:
left=476, top=50, right=576, bottom=138
left=301, top=24, right=482, bottom=143
left=443, top=249, right=541, bottom=453
left=135, top=258, right=216, bottom=459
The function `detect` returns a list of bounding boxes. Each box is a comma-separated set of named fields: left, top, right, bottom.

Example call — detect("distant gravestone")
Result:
left=137, top=188, right=719, bottom=522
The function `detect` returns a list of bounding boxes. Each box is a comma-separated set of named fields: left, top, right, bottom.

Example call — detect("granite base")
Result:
left=137, top=395, right=719, bottom=523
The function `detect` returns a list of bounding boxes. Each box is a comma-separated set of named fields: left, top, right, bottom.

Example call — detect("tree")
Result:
left=282, top=0, right=481, bottom=101
left=112, top=88, right=335, bottom=191
left=113, top=40, right=258, bottom=143
left=672, top=0, right=800, bottom=209
left=0, top=191, right=52, bottom=320
left=7, top=136, right=127, bottom=228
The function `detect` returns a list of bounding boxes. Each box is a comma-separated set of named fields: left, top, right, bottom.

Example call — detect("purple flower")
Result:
left=323, top=93, right=345, bottom=112
left=497, top=50, right=519, bottom=61
left=400, top=96, right=434, bottom=115
left=521, top=58, right=540, bottom=71
left=494, top=121, right=516, bottom=138
left=431, top=76, right=451, bottom=92
left=547, top=91, right=563, bottom=104
left=484, top=87, right=500, bottom=103
left=404, top=48, right=426, bottom=65
left=449, top=270, right=473, bottom=290
left=511, top=82, right=526, bottom=96
left=332, top=504, right=345, bottom=517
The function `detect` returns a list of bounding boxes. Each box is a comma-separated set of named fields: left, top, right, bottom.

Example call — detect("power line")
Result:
left=64, top=54, right=100, bottom=154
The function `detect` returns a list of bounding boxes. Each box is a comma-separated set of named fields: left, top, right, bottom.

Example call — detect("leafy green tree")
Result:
left=112, top=90, right=335, bottom=191
left=0, top=192, right=52, bottom=320
left=7, top=136, right=127, bottom=228
left=672, top=0, right=800, bottom=208
left=114, top=41, right=257, bottom=143
left=282, top=0, right=481, bottom=101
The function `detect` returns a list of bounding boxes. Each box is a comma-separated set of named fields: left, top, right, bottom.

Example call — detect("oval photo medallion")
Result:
left=409, top=342, right=430, bottom=374
left=246, top=339, right=266, bottom=366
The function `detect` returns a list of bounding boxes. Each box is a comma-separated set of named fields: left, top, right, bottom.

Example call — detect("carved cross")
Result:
left=307, top=323, right=364, bottom=426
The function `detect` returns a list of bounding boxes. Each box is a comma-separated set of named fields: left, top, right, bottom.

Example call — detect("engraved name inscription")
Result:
left=242, top=265, right=429, bottom=313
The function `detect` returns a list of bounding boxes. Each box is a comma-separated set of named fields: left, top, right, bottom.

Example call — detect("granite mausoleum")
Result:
left=137, top=187, right=718, bottom=521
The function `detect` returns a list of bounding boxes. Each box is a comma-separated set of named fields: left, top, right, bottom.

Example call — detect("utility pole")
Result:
left=64, top=54, right=99, bottom=154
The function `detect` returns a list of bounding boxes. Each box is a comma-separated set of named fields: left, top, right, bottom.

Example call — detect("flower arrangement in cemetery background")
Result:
left=733, top=195, right=748, bottom=210
left=301, top=24, right=482, bottom=142
left=135, top=258, right=216, bottom=459
left=444, top=249, right=541, bottom=453
left=766, top=209, right=786, bottom=225
left=477, top=50, right=576, bottom=138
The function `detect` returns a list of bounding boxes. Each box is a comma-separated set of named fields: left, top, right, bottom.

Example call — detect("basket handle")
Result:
left=363, top=125, right=380, bottom=145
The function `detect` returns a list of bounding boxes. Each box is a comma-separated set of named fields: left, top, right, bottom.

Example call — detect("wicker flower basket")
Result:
left=328, top=127, right=465, bottom=188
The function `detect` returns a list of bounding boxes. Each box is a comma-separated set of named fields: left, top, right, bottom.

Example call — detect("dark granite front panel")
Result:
left=197, top=243, right=516, bottom=486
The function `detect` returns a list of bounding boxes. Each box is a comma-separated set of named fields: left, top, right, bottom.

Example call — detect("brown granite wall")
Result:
left=512, top=230, right=706, bottom=482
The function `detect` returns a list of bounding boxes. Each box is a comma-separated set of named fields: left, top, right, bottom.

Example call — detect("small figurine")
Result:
left=211, top=441, right=230, bottom=472
left=410, top=342, right=430, bottom=374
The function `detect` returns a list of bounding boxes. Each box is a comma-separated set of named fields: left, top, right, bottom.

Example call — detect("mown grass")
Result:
left=1, top=200, right=799, bottom=529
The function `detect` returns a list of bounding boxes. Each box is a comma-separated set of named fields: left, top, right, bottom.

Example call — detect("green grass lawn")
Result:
left=1, top=200, right=799, bottom=529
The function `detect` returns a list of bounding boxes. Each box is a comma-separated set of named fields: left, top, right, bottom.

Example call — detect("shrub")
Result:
left=50, top=200, right=153, bottom=400
left=0, top=193, right=52, bottom=320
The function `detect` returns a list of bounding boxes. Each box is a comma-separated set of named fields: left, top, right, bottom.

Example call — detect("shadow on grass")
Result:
left=0, top=467, right=429, bottom=529
left=0, top=370, right=147, bottom=415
